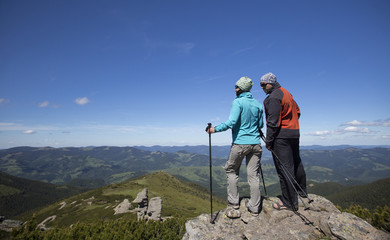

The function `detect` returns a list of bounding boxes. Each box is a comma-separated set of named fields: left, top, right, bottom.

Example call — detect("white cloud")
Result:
left=0, top=122, right=57, bottom=131
left=144, top=36, right=195, bottom=55
left=308, top=127, right=372, bottom=136
left=342, top=118, right=390, bottom=127
left=310, top=130, right=332, bottom=136
left=39, top=101, right=50, bottom=107
left=178, top=42, right=195, bottom=54
left=309, top=118, right=390, bottom=137
left=0, top=98, right=10, bottom=104
left=23, top=130, right=36, bottom=134
left=232, top=47, right=253, bottom=56
left=343, top=126, right=371, bottom=133
left=74, top=97, right=90, bottom=105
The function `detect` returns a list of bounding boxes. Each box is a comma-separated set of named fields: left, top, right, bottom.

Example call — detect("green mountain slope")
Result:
left=305, top=178, right=390, bottom=211
left=0, top=171, right=86, bottom=218
left=1, top=146, right=389, bottom=207
left=16, top=172, right=225, bottom=228
left=0, top=146, right=227, bottom=187
left=301, top=148, right=390, bottom=183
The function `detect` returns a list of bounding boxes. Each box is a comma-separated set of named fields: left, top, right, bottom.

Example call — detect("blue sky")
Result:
left=1, top=0, right=389, bottom=148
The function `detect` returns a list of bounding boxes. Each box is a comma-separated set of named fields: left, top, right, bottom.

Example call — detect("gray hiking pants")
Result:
left=224, top=144, right=262, bottom=213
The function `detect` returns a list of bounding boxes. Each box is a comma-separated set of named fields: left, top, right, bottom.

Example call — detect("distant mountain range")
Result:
left=0, top=146, right=226, bottom=185
left=0, top=146, right=389, bottom=206
left=1, top=170, right=388, bottom=227
left=1, top=146, right=388, bottom=184
left=134, top=144, right=390, bottom=159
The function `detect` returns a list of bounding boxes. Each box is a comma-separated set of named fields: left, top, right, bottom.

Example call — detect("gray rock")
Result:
left=133, top=188, right=148, bottom=220
left=182, top=194, right=390, bottom=240
left=146, top=197, right=162, bottom=221
left=133, top=188, right=148, bottom=204
left=114, top=199, right=132, bottom=215
left=328, top=212, right=390, bottom=240
left=0, top=219, right=23, bottom=232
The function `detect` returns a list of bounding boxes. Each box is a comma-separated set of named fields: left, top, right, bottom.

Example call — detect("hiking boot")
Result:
left=227, top=202, right=239, bottom=210
left=225, top=207, right=241, bottom=218
left=245, top=199, right=259, bottom=216
left=247, top=208, right=259, bottom=216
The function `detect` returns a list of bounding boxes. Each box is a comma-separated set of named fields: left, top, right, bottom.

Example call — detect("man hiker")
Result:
left=206, top=76, right=264, bottom=217
left=260, top=72, right=307, bottom=211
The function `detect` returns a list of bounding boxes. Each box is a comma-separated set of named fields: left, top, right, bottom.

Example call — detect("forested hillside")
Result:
left=0, top=171, right=86, bottom=218
left=15, top=172, right=225, bottom=226
left=0, top=146, right=226, bottom=188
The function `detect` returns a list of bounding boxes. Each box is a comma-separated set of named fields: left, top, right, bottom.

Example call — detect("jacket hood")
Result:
left=237, top=91, right=253, bottom=98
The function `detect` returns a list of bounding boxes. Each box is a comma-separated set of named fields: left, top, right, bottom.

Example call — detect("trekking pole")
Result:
left=260, top=131, right=313, bottom=210
left=206, top=123, right=217, bottom=224
left=259, top=163, right=268, bottom=199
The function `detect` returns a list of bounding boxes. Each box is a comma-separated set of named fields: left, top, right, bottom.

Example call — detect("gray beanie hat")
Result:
left=260, top=72, right=277, bottom=84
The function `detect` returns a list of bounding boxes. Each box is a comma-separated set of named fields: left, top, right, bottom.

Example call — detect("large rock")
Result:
left=133, top=188, right=148, bottom=221
left=183, top=194, right=389, bottom=240
left=114, top=199, right=132, bottom=215
left=0, top=219, right=23, bottom=232
left=146, top=197, right=162, bottom=221
left=133, top=188, right=148, bottom=204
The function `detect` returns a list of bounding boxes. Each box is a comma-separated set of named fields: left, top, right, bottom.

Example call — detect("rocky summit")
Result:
left=183, top=194, right=389, bottom=240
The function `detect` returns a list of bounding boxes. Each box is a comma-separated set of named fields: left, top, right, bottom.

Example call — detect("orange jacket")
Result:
left=263, top=83, right=300, bottom=146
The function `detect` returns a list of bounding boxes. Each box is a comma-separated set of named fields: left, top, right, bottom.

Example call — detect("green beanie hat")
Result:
left=235, top=76, right=253, bottom=92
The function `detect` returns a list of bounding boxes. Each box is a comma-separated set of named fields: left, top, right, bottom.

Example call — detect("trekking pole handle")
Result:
left=205, top=123, right=212, bottom=132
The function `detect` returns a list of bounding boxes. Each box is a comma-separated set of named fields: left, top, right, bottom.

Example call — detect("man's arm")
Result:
left=265, top=97, right=281, bottom=149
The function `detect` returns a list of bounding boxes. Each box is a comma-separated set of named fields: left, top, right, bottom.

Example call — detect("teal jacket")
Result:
left=215, top=92, right=263, bottom=144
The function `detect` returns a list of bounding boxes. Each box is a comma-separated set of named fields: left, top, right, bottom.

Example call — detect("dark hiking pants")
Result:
left=272, top=138, right=306, bottom=209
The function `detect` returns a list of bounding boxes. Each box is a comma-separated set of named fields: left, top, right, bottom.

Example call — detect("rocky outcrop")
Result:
left=37, top=215, right=56, bottom=231
left=146, top=197, right=162, bottom=221
left=114, top=199, right=132, bottom=215
left=0, top=217, right=23, bottom=232
left=132, top=188, right=162, bottom=221
left=133, top=188, right=149, bottom=220
left=183, top=194, right=389, bottom=240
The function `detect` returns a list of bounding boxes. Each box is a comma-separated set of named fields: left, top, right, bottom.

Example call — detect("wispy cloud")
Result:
left=143, top=34, right=195, bottom=55
left=39, top=101, right=50, bottom=107
left=308, top=118, right=390, bottom=136
left=343, top=126, right=371, bottom=133
left=309, top=130, right=332, bottom=136
left=307, top=127, right=372, bottom=136
left=0, top=98, right=10, bottom=105
left=0, top=122, right=57, bottom=131
left=341, top=119, right=390, bottom=127
left=74, top=97, right=90, bottom=105
left=232, top=47, right=253, bottom=56
left=23, top=130, right=36, bottom=134
left=177, top=42, right=195, bottom=54
left=38, top=101, right=61, bottom=108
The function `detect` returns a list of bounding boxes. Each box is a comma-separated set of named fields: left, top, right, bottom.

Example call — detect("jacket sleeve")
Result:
left=265, top=97, right=281, bottom=147
left=258, top=104, right=264, bottom=130
left=294, top=99, right=301, bottom=119
left=215, top=99, right=241, bottom=132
